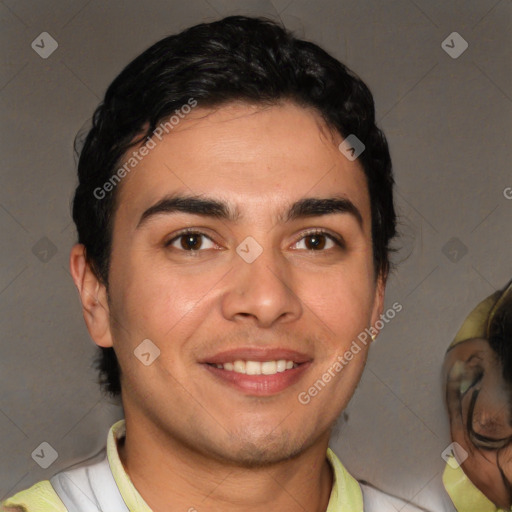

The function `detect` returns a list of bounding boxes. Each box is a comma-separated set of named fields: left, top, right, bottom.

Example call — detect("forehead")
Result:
left=114, top=101, right=370, bottom=228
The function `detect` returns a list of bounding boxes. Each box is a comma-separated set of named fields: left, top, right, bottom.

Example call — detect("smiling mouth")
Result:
left=206, top=359, right=300, bottom=375
left=203, top=358, right=311, bottom=395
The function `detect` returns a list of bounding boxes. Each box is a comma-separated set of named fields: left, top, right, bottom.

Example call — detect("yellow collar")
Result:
left=108, top=419, right=363, bottom=511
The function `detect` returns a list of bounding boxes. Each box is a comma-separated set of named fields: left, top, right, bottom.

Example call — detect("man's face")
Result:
left=102, top=101, right=384, bottom=466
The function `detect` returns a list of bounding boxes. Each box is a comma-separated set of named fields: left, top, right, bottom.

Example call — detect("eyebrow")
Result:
left=136, top=194, right=363, bottom=229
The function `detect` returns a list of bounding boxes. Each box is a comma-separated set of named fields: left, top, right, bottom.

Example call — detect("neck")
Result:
left=117, top=417, right=334, bottom=512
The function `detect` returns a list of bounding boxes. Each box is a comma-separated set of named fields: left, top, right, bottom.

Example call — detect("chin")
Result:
left=221, top=443, right=304, bottom=468
left=210, top=426, right=310, bottom=468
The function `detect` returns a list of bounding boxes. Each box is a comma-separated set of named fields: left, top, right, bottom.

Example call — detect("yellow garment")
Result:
left=0, top=480, right=67, bottom=512
left=1, top=419, right=363, bottom=511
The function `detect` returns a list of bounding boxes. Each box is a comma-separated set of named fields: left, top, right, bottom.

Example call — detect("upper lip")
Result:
left=200, top=348, right=312, bottom=365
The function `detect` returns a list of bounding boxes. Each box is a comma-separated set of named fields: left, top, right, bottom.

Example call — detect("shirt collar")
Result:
left=107, top=419, right=363, bottom=512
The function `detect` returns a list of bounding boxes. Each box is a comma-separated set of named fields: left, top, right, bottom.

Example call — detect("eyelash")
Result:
left=164, top=228, right=345, bottom=252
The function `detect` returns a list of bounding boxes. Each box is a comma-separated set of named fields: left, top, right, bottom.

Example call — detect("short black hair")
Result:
left=72, top=15, right=396, bottom=400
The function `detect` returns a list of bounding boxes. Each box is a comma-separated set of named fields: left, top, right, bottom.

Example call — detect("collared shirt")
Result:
left=1, top=419, right=427, bottom=512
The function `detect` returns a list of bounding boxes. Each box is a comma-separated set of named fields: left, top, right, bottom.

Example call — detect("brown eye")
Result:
left=304, top=234, right=327, bottom=250
left=293, top=231, right=343, bottom=251
left=166, top=231, right=216, bottom=251
left=181, top=233, right=202, bottom=250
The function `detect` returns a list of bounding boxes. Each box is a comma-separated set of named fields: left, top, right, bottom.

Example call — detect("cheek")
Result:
left=113, top=252, right=222, bottom=340
left=299, top=267, right=375, bottom=333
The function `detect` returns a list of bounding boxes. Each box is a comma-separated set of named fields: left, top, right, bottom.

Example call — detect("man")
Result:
left=2, top=15, right=429, bottom=512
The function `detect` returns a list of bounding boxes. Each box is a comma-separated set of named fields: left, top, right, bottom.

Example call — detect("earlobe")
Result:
left=69, top=244, right=114, bottom=348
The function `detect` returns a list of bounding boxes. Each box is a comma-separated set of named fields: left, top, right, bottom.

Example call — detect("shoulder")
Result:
left=1, top=480, right=67, bottom=512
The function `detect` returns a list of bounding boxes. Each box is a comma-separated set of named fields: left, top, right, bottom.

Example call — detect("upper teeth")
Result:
left=213, top=360, right=297, bottom=375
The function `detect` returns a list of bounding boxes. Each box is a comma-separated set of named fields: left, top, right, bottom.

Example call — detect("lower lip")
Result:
left=202, top=362, right=312, bottom=396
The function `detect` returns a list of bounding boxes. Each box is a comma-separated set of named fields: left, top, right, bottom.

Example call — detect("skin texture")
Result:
left=444, top=338, right=512, bottom=509
left=70, top=101, right=385, bottom=512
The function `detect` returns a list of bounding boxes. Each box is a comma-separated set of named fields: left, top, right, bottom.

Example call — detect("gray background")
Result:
left=1, top=0, right=510, bottom=509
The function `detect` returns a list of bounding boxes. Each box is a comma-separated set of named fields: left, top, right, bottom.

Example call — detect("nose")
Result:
left=221, top=242, right=303, bottom=328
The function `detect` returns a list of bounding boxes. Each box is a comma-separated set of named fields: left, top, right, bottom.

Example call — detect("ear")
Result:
left=69, top=243, right=113, bottom=348
left=369, top=272, right=386, bottom=338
